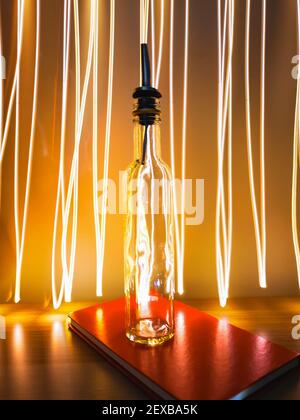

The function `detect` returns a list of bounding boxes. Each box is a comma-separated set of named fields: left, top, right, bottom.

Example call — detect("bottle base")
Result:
left=126, top=331, right=174, bottom=346
left=126, top=318, right=174, bottom=346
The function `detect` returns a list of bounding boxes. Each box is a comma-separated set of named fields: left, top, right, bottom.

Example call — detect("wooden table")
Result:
left=0, top=298, right=299, bottom=400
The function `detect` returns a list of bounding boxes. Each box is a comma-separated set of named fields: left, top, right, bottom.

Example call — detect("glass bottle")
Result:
left=124, top=97, right=175, bottom=346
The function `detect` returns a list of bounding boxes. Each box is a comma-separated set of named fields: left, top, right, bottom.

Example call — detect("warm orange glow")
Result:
left=150, top=0, right=165, bottom=88
left=180, top=0, right=190, bottom=296
left=14, top=0, right=40, bottom=303
left=0, top=1, right=298, bottom=308
left=292, top=0, right=300, bottom=289
left=245, top=0, right=267, bottom=289
left=169, top=0, right=180, bottom=297
left=141, top=0, right=150, bottom=45
left=61, top=0, right=95, bottom=303
left=216, top=0, right=234, bottom=307
left=169, top=0, right=190, bottom=296
left=140, top=0, right=150, bottom=84
left=97, top=0, right=116, bottom=297
left=151, top=0, right=155, bottom=84
left=13, top=324, right=24, bottom=348
left=93, top=0, right=101, bottom=297
left=0, top=6, right=3, bottom=209
left=52, top=0, right=71, bottom=309
left=155, top=0, right=164, bottom=89
left=0, top=1, right=25, bottom=164
left=52, top=0, right=95, bottom=308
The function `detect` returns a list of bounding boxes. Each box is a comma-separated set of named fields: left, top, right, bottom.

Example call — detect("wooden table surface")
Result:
left=0, top=298, right=299, bottom=400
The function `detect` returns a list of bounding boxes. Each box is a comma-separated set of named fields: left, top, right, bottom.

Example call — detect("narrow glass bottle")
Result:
left=124, top=45, right=175, bottom=346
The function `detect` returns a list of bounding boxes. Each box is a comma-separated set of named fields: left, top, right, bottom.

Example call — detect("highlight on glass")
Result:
left=124, top=44, right=175, bottom=346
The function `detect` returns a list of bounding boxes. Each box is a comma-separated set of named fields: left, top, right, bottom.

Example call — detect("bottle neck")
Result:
left=133, top=120, right=162, bottom=163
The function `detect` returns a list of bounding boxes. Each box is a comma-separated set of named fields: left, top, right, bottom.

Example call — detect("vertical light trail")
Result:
left=226, top=0, right=234, bottom=300
left=219, top=0, right=229, bottom=271
left=52, top=0, right=71, bottom=309
left=179, top=0, right=190, bottom=295
left=169, top=0, right=190, bottom=295
left=92, top=0, right=101, bottom=296
left=140, top=0, right=143, bottom=45
left=61, top=0, right=95, bottom=303
left=0, top=6, right=3, bottom=209
left=52, top=0, right=94, bottom=307
left=216, top=0, right=234, bottom=307
left=229, top=0, right=234, bottom=299
left=14, top=0, right=41, bottom=303
left=260, top=0, right=267, bottom=285
left=137, top=1, right=169, bottom=302
left=14, top=0, right=22, bottom=285
left=62, top=0, right=82, bottom=302
left=292, top=0, right=300, bottom=288
left=216, top=0, right=225, bottom=307
left=14, top=0, right=22, bottom=303
left=169, top=0, right=182, bottom=294
left=0, top=0, right=25, bottom=164
left=245, top=0, right=267, bottom=289
left=0, top=0, right=26, bottom=299
left=140, top=0, right=149, bottom=84
left=97, top=0, right=115, bottom=296
left=141, top=0, right=149, bottom=44
left=150, top=0, right=165, bottom=88
left=227, top=10, right=233, bottom=296
left=144, top=0, right=150, bottom=43
left=154, top=0, right=164, bottom=89
left=151, top=0, right=156, bottom=84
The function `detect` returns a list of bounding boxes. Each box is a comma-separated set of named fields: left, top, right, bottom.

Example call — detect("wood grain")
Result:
left=0, top=298, right=299, bottom=400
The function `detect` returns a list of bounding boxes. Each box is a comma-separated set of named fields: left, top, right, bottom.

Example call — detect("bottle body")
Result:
left=124, top=119, right=175, bottom=346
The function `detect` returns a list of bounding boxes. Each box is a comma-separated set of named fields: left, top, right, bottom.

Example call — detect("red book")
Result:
left=68, top=299, right=299, bottom=400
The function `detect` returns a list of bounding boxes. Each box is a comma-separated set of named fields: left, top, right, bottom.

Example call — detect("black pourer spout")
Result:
left=133, top=44, right=162, bottom=165
left=141, top=43, right=151, bottom=87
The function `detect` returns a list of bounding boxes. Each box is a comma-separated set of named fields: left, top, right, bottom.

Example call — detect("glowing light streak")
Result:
left=52, top=0, right=71, bottom=309
left=260, top=0, right=267, bottom=286
left=292, top=0, right=300, bottom=288
left=92, top=0, right=101, bottom=297
left=0, top=1, right=25, bottom=164
left=134, top=128, right=174, bottom=306
left=61, top=0, right=95, bottom=303
left=136, top=162, right=152, bottom=305
left=97, top=0, right=115, bottom=296
left=0, top=0, right=272, bottom=308
left=140, top=1, right=143, bottom=45
left=150, top=6, right=164, bottom=276
left=179, top=0, right=190, bottom=295
left=154, top=0, right=164, bottom=89
left=61, top=0, right=82, bottom=303
left=216, top=0, right=234, bottom=307
left=153, top=128, right=175, bottom=295
left=142, top=0, right=150, bottom=44
left=169, top=0, right=181, bottom=295
left=140, top=0, right=148, bottom=43
left=140, top=0, right=149, bottom=84
left=245, top=0, right=267, bottom=289
left=14, top=0, right=40, bottom=303
left=216, top=0, right=227, bottom=307
left=151, top=0, right=156, bottom=85
left=14, top=0, right=23, bottom=303
left=134, top=0, right=170, bottom=304
left=0, top=6, right=3, bottom=209
left=150, top=0, right=165, bottom=88
left=169, top=0, right=190, bottom=295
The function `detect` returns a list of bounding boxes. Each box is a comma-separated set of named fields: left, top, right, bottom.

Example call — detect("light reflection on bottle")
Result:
left=125, top=100, right=175, bottom=346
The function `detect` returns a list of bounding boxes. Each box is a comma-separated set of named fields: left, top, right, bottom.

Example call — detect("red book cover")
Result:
left=68, top=299, right=300, bottom=400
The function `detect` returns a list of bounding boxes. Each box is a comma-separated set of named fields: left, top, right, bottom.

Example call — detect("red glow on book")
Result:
left=69, top=299, right=300, bottom=400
